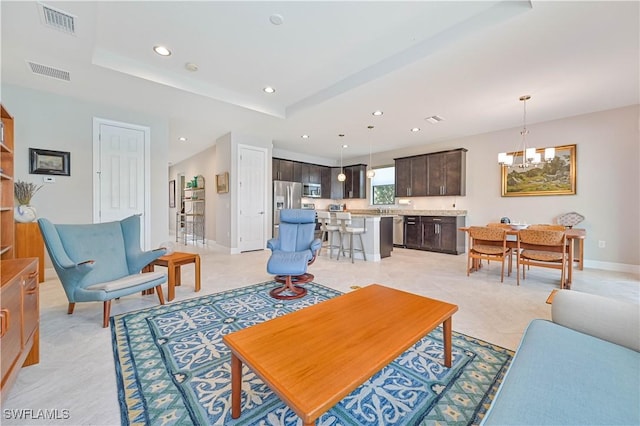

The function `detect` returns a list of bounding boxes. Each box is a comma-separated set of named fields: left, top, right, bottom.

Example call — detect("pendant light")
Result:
left=366, top=126, right=375, bottom=179
left=337, top=136, right=346, bottom=182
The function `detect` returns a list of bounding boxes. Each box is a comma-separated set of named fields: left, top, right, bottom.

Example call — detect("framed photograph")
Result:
left=29, top=148, right=70, bottom=176
left=169, top=180, right=176, bottom=208
left=501, top=144, right=576, bottom=197
left=216, top=172, right=229, bottom=194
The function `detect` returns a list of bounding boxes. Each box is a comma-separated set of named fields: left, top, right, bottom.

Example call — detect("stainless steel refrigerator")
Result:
left=273, top=180, right=302, bottom=238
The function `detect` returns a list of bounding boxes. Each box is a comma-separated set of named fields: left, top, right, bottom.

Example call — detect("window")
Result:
left=370, top=166, right=395, bottom=205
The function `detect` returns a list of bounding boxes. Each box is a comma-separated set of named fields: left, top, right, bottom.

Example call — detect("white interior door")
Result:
left=93, top=118, right=150, bottom=248
left=238, top=145, right=267, bottom=252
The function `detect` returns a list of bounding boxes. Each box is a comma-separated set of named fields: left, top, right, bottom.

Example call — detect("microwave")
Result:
left=303, top=183, right=321, bottom=198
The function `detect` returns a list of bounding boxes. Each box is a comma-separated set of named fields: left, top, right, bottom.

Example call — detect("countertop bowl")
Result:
left=509, top=223, right=529, bottom=230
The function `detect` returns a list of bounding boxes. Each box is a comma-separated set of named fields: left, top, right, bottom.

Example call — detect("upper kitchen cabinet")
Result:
left=272, top=158, right=294, bottom=181
left=395, top=149, right=466, bottom=197
left=343, top=164, right=366, bottom=199
left=330, top=168, right=344, bottom=199
left=394, top=155, right=427, bottom=197
left=427, top=149, right=467, bottom=196
left=321, top=167, right=332, bottom=199
left=293, top=162, right=303, bottom=183
left=308, top=165, right=322, bottom=184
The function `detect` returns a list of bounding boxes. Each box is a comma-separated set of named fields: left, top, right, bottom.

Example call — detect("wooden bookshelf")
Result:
left=1, top=105, right=15, bottom=260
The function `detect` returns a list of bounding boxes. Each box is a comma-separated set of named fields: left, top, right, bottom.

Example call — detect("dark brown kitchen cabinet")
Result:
left=321, top=167, right=332, bottom=198
left=404, top=215, right=465, bottom=254
left=308, top=165, right=322, bottom=184
left=344, top=164, right=366, bottom=199
left=273, top=158, right=295, bottom=181
left=330, top=168, right=344, bottom=199
left=293, top=162, right=303, bottom=183
left=404, top=216, right=422, bottom=249
left=427, top=149, right=467, bottom=196
left=395, top=148, right=466, bottom=197
left=394, top=155, right=427, bottom=197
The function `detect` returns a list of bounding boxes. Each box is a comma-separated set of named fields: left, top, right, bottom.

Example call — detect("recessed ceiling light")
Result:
left=263, top=86, right=275, bottom=94
left=153, top=45, right=171, bottom=56
left=411, top=127, right=421, bottom=132
left=185, top=62, right=199, bottom=72
left=178, top=136, right=187, bottom=142
left=301, top=134, right=309, bottom=139
left=372, top=110, right=383, bottom=116
left=425, top=115, right=445, bottom=124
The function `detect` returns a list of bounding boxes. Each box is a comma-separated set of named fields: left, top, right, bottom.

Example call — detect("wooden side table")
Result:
left=143, top=252, right=201, bottom=301
left=15, top=222, right=45, bottom=283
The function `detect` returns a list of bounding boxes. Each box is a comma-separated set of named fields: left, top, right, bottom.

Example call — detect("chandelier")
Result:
left=498, top=95, right=554, bottom=168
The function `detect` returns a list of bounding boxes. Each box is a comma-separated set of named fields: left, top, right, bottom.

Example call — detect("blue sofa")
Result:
left=482, top=290, right=639, bottom=425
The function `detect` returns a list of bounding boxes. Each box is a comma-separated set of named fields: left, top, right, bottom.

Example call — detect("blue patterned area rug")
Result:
left=111, top=282, right=513, bottom=426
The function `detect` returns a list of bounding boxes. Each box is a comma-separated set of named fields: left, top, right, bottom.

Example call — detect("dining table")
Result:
left=459, top=226, right=586, bottom=288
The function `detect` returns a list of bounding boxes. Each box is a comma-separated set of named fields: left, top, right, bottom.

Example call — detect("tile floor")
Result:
left=3, top=243, right=639, bottom=425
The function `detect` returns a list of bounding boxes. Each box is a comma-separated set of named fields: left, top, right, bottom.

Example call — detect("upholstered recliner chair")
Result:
left=267, top=209, right=321, bottom=300
left=38, top=214, right=167, bottom=327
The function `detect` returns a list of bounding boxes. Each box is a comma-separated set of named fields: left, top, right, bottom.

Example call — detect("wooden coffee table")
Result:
left=143, top=251, right=200, bottom=301
left=222, top=284, right=458, bottom=426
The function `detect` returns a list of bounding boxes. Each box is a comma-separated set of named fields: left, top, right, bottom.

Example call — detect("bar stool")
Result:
left=335, top=212, right=367, bottom=263
left=317, top=211, right=341, bottom=258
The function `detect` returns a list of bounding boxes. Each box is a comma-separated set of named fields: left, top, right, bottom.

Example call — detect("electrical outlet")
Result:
left=598, top=240, right=606, bottom=248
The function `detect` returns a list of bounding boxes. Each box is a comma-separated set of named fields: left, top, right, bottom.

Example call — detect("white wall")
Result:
left=2, top=84, right=170, bottom=251
left=344, top=105, right=640, bottom=269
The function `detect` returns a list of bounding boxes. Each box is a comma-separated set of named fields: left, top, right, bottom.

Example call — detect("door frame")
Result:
left=237, top=144, right=269, bottom=252
left=92, top=117, right=151, bottom=248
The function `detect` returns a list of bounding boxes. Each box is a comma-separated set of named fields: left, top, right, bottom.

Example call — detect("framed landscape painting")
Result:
left=29, top=148, right=71, bottom=176
left=501, top=144, right=576, bottom=197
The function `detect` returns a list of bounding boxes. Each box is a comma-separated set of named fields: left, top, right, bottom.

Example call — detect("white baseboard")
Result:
left=583, top=260, right=640, bottom=274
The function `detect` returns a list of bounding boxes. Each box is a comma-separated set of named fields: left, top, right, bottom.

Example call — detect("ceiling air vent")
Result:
left=38, top=2, right=76, bottom=35
left=28, top=62, right=71, bottom=82
left=425, top=115, right=445, bottom=124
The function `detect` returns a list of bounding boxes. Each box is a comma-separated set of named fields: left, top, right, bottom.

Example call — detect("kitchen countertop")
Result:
left=347, top=209, right=467, bottom=217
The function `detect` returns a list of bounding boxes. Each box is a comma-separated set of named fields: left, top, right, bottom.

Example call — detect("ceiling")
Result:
left=1, top=1, right=638, bottom=165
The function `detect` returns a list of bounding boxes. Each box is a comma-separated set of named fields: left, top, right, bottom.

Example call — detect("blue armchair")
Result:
left=267, top=209, right=322, bottom=299
left=38, top=215, right=168, bottom=327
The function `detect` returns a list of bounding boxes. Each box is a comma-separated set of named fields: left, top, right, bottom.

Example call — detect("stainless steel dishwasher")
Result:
left=393, top=215, right=405, bottom=247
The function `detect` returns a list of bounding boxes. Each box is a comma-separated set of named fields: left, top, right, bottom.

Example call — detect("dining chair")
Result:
left=335, top=212, right=367, bottom=263
left=517, top=229, right=568, bottom=288
left=528, top=224, right=567, bottom=231
left=316, top=211, right=340, bottom=258
left=467, top=226, right=512, bottom=282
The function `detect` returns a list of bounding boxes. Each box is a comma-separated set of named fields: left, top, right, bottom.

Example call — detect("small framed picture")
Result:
left=29, top=148, right=71, bottom=176
left=216, top=172, right=229, bottom=194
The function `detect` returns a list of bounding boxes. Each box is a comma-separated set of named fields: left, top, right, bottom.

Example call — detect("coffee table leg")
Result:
left=443, top=317, right=453, bottom=368
left=195, top=255, right=201, bottom=293
left=231, top=353, right=242, bottom=419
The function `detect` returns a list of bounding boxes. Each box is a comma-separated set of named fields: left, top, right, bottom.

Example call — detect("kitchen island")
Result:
left=329, top=213, right=394, bottom=262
